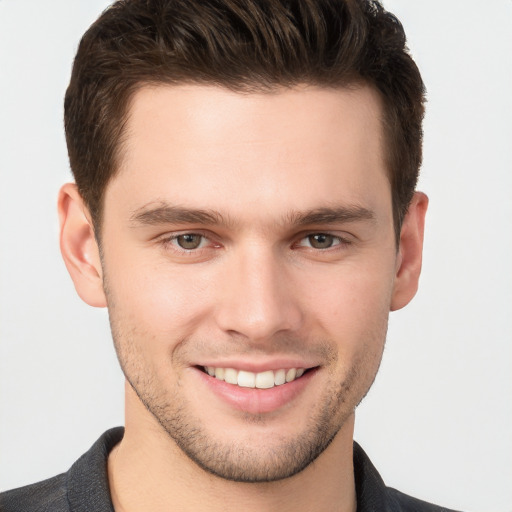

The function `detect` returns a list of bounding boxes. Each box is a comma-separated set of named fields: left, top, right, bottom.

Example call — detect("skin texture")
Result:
left=59, top=84, right=427, bottom=512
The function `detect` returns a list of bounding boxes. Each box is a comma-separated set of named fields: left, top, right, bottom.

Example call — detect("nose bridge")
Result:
left=215, top=242, right=302, bottom=341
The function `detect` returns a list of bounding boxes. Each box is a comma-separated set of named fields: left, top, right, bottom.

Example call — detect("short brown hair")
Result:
left=65, top=0, right=425, bottom=239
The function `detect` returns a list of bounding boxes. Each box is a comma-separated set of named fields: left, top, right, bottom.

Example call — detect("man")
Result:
left=0, top=0, right=460, bottom=511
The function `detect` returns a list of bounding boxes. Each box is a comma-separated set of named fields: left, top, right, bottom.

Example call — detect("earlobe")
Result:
left=390, top=191, right=428, bottom=312
left=58, top=183, right=107, bottom=308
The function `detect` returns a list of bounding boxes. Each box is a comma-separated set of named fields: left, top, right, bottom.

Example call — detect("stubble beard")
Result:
left=105, top=281, right=386, bottom=483
left=110, top=330, right=383, bottom=483
left=129, top=365, right=360, bottom=483
left=120, top=357, right=362, bottom=483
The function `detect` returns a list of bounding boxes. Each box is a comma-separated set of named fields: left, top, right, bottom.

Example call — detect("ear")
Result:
left=58, top=183, right=107, bottom=307
left=390, top=191, right=428, bottom=311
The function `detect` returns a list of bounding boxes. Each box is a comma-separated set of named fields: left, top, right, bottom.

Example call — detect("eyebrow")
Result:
left=130, top=204, right=228, bottom=227
left=285, top=206, right=375, bottom=226
left=130, top=203, right=375, bottom=229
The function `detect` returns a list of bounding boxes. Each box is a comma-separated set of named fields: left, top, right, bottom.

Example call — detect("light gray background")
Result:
left=0, top=1, right=511, bottom=510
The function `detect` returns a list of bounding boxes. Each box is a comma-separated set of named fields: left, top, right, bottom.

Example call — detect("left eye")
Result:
left=299, top=234, right=340, bottom=249
left=171, top=234, right=207, bottom=250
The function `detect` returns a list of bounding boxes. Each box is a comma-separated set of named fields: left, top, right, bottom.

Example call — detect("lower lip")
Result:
left=193, top=367, right=318, bottom=415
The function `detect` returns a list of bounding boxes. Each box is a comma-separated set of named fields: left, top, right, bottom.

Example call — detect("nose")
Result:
left=214, top=244, right=303, bottom=343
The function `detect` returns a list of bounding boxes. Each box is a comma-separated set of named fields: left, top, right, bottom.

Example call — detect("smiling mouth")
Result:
left=199, top=366, right=313, bottom=389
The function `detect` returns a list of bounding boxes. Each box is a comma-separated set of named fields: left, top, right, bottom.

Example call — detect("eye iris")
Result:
left=309, top=234, right=334, bottom=249
left=177, top=234, right=202, bottom=249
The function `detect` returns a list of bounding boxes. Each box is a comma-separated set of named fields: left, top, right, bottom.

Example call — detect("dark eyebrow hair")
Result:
left=130, top=204, right=231, bottom=227
left=130, top=202, right=375, bottom=229
left=286, top=206, right=375, bottom=226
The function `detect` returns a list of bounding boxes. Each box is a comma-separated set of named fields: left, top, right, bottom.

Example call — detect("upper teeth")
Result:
left=205, top=366, right=305, bottom=389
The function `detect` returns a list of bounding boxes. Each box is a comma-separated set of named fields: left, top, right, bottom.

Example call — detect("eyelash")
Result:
left=296, top=233, right=352, bottom=250
left=160, top=232, right=216, bottom=253
left=158, top=231, right=352, bottom=254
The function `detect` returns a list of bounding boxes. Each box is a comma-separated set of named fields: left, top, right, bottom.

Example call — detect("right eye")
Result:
left=296, top=233, right=348, bottom=250
left=301, top=233, right=338, bottom=249
left=171, top=233, right=207, bottom=250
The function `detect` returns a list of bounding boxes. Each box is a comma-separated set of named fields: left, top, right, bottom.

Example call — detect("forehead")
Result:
left=107, top=84, right=389, bottom=225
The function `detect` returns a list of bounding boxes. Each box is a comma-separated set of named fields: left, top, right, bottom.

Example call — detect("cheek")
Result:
left=296, top=259, right=394, bottom=369
left=300, top=260, right=395, bottom=327
left=103, top=252, right=216, bottom=343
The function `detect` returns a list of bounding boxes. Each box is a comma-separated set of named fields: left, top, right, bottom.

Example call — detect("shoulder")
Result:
left=0, top=473, right=69, bottom=512
left=353, top=442, right=463, bottom=512
left=387, top=488, right=462, bottom=512
left=0, top=427, right=123, bottom=512
left=387, top=487, right=456, bottom=512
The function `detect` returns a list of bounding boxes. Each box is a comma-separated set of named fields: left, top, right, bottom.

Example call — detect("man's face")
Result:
left=100, top=84, right=399, bottom=481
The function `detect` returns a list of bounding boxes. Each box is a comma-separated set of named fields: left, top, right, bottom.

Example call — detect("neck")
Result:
left=108, top=383, right=357, bottom=512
